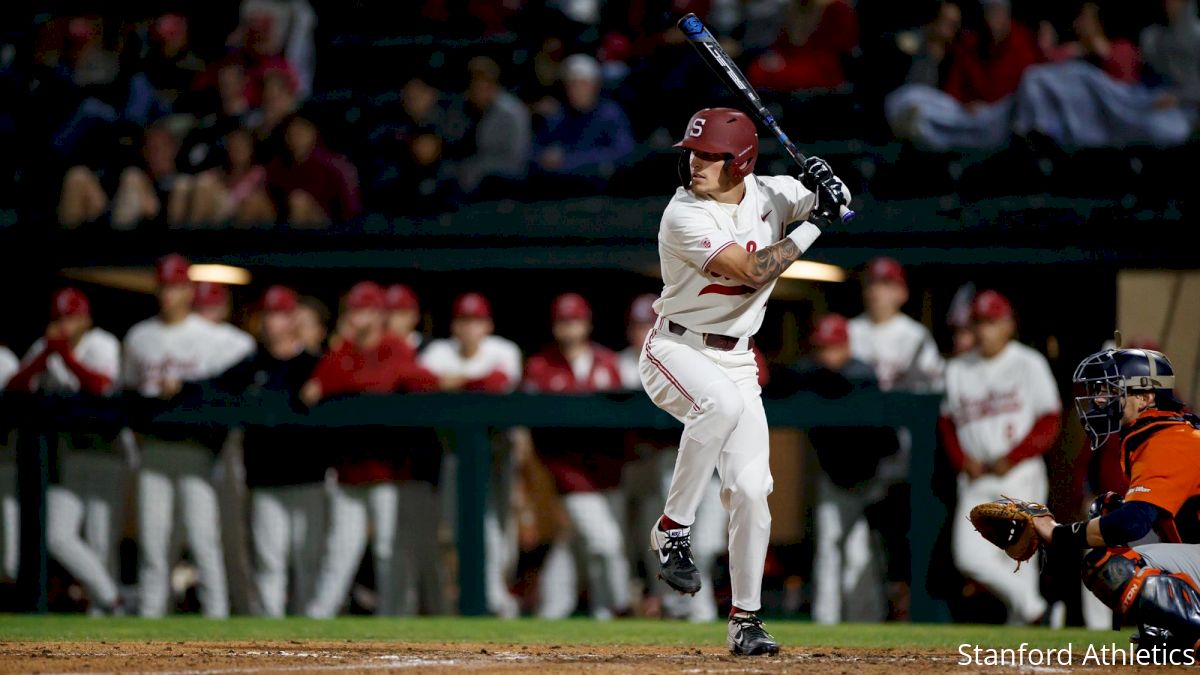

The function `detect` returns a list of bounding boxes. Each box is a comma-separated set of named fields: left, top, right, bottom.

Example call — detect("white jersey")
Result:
left=122, top=313, right=255, bottom=396
left=848, top=313, right=944, bottom=392
left=418, top=335, right=522, bottom=392
left=617, top=346, right=641, bottom=390
left=655, top=174, right=819, bottom=338
left=22, top=328, right=121, bottom=394
left=0, top=346, right=17, bottom=389
left=942, top=341, right=1061, bottom=464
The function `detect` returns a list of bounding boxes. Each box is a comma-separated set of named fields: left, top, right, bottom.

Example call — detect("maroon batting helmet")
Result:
left=674, top=108, right=758, bottom=180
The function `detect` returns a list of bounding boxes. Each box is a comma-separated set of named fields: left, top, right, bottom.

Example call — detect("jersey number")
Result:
left=688, top=117, right=706, bottom=137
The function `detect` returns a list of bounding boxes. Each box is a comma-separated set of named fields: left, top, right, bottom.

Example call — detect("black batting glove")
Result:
left=801, top=156, right=848, bottom=211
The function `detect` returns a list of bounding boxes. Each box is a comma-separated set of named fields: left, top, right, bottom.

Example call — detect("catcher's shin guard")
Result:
left=1083, top=547, right=1200, bottom=650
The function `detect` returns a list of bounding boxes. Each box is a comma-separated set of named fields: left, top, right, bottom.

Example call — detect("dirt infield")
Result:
left=0, top=640, right=1140, bottom=674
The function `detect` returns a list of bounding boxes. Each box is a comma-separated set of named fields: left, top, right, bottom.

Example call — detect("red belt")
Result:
left=667, top=320, right=751, bottom=352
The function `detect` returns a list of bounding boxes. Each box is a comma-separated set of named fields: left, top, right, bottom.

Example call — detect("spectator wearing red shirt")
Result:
left=747, top=0, right=860, bottom=92
left=885, top=0, right=1035, bottom=151
left=265, top=108, right=362, bottom=228
left=302, top=281, right=438, bottom=617
left=523, top=293, right=631, bottom=620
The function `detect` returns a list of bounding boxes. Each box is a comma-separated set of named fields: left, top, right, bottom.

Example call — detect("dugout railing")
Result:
left=0, top=390, right=944, bottom=620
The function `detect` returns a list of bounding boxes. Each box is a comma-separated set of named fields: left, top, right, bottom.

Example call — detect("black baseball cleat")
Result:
left=650, top=523, right=701, bottom=595
left=728, top=612, right=780, bottom=656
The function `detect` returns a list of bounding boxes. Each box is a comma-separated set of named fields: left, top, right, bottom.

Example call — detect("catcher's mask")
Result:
left=1072, top=347, right=1176, bottom=448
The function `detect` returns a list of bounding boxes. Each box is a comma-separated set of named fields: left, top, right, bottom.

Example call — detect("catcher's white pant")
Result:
left=0, top=458, right=17, bottom=581
left=812, top=475, right=887, bottom=624
left=536, top=490, right=632, bottom=619
left=951, top=458, right=1048, bottom=623
left=47, top=451, right=126, bottom=609
left=251, top=483, right=327, bottom=617
left=639, top=327, right=772, bottom=613
left=393, top=481, right=447, bottom=615
left=306, top=481, right=398, bottom=617
left=138, top=440, right=228, bottom=618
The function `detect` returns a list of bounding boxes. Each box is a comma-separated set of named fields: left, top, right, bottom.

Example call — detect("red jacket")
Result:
left=523, top=343, right=622, bottom=393
left=748, top=0, right=859, bottom=91
left=944, top=24, right=1039, bottom=103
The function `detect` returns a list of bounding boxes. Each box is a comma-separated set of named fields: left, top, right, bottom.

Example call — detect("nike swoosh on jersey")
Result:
left=761, top=210, right=772, bottom=221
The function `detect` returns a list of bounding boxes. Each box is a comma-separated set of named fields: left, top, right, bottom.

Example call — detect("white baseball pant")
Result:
left=0, top=458, right=17, bottom=581
left=47, top=450, right=127, bottom=609
left=251, top=483, right=327, bottom=617
left=660, top=469, right=726, bottom=622
left=536, top=490, right=632, bottom=619
left=306, top=481, right=398, bottom=617
left=393, top=480, right=447, bottom=615
left=811, top=475, right=887, bottom=624
left=639, top=326, right=772, bottom=613
left=951, top=458, right=1048, bottom=624
left=138, top=439, right=228, bottom=618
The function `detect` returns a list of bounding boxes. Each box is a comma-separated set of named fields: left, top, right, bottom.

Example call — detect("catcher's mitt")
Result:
left=968, top=496, right=1051, bottom=570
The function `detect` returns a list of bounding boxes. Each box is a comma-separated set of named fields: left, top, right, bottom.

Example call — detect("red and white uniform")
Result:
left=653, top=175, right=819, bottom=339
left=18, top=330, right=120, bottom=394
left=420, top=337, right=522, bottom=392
left=122, top=314, right=255, bottom=396
left=848, top=314, right=943, bottom=392
left=941, top=300, right=1060, bottom=623
left=0, top=346, right=21, bottom=582
left=642, top=172, right=822, bottom=615
left=525, top=344, right=622, bottom=394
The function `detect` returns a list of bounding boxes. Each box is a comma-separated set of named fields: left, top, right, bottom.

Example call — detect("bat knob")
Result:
left=839, top=205, right=856, bottom=223
left=679, top=14, right=705, bottom=38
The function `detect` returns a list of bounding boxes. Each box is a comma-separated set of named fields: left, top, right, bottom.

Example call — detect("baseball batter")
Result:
left=123, top=254, right=255, bottom=618
left=1032, top=346, right=1200, bottom=653
left=940, top=290, right=1060, bottom=624
left=640, top=107, right=849, bottom=655
left=8, top=288, right=124, bottom=612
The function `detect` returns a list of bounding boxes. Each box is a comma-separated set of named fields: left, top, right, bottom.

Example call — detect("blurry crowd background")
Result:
left=0, top=0, right=1193, bottom=626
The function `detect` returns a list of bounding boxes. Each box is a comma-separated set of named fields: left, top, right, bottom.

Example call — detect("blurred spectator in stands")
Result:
left=265, top=108, right=361, bottom=228
left=1014, top=2, right=1194, bottom=148
left=123, top=254, right=256, bottom=618
left=532, top=54, right=635, bottom=194
left=6, top=288, right=124, bottom=614
left=193, top=282, right=233, bottom=324
left=385, top=284, right=425, bottom=351
left=444, top=57, right=531, bottom=198
left=257, top=66, right=301, bottom=155
left=296, top=295, right=329, bottom=353
left=774, top=314, right=896, bottom=623
left=1141, top=0, right=1200, bottom=119
left=42, top=16, right=122, bottom=160
left=194, top=285, right=323, bottom=617
left=302, top=282, right=440, bottom=617
left=941, top=290, right=1059, bottom=625
left=58, top=121, right=184, bottom=229
left=947, top=283, right=977, bottom=356
left=747, top=0, right=860, bottom=92
left=231, top=0, right=317, bottom=100
left=886, top=0, right=1036, bottom=151
left=521, top=36, right=568, bottom=109
left=123, top=14, right=206, bottom=125
left=177, top=62, right=265, bottom=175
left=367, top=76, right=451, bottom=214
left=523, top=293, right=630, bottom=620
left=171, top=126, right=274, bottom=227
left=891, top=2, right=962, bottom=90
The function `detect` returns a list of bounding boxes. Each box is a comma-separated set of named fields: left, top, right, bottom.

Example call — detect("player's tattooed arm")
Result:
left=707, top=236, right=802, bottom=289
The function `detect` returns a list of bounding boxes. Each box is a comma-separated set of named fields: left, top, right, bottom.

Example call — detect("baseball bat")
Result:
left=676, top=13, right=855, bottom=223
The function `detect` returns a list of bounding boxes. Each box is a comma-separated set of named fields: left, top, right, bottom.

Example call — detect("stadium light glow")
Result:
left=779, top=260, right=846, bottom=282
left=188, top=264, right=252, bottom=285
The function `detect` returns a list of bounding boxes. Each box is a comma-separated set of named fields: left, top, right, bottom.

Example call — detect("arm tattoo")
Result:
left=748, top=237, right=801, bottom=285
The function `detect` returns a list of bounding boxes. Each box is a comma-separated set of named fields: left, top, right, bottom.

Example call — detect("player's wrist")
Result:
left=1050, top=520, right=1090, bottom=549
left=786, top=221, right=821, bottom=253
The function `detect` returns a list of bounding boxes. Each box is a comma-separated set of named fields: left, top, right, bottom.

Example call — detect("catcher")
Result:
left=972, top=347, right=1200, bottom=652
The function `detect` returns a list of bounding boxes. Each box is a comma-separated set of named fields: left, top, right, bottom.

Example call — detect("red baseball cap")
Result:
left=628, top=294, right=658, bottom=325
left=971, top=290, right=1014, bottom=322
left=385, top=284, right=419, bottom=312
left=810, top=313, right=849, bottom=347
left=552, top=293, right=591, bottom=322
left=193, top=281, right=229, bottom=308
left=864, top=256, right=906, bottom=287
left=453, top=292, right=492, bottom=319
left=261, top=285, right=298, bottom=313
left=345, top=281, right=386, bottom=310
left=156, top=253, right=191, bottom=285
left=52, top=287, right=91, bottom=319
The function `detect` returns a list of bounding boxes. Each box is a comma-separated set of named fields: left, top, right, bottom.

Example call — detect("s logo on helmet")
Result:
left=688, top=117, right=706, bottom=138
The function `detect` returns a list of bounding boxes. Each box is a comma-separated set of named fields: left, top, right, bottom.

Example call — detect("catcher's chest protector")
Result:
left=1120, top=412, right=1200, bottom=544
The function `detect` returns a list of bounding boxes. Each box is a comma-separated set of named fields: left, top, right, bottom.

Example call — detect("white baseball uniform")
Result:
left=943, top=341, right=1060, bottom=623
left=22, top=329, right=124, bottom=609
left=0, top=346, right=19, bottom=582
left=123, top=313, right=254, bottom=618
left=847, top=313, right=944, bottom=393
left=413, top=335, right=522, bottom=615
left=640, top=173, right=823, bottom=613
